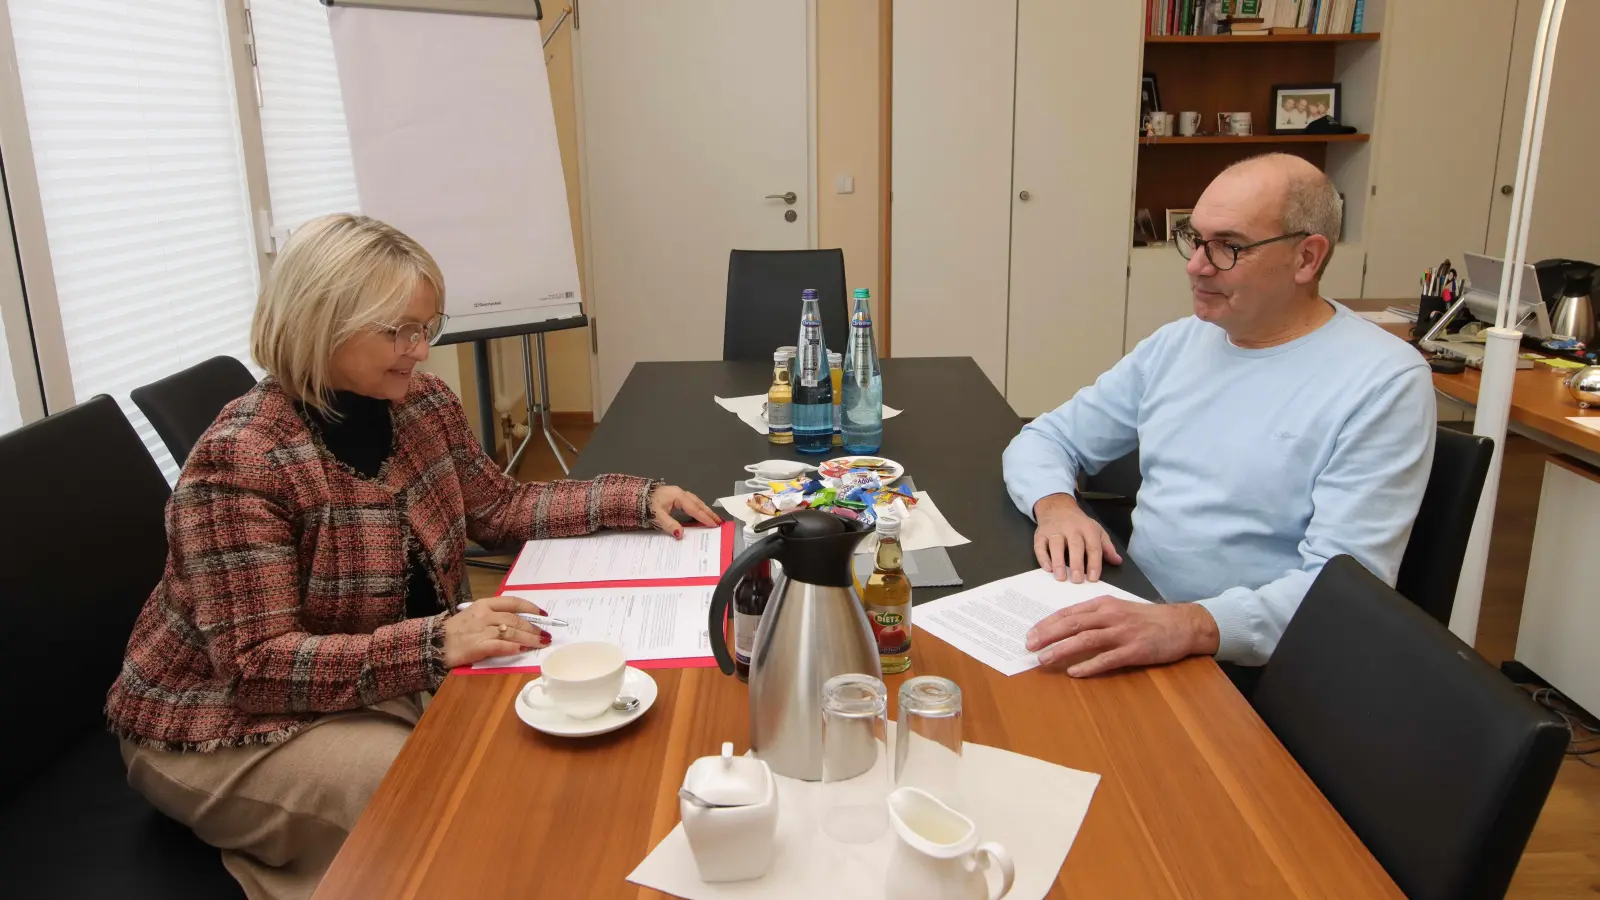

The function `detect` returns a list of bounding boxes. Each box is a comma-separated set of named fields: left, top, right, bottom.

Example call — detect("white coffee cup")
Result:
left=1178, top=111, right=1201, bottom=136
left=1218, top=111, right=1252, bottom=136
left=1161, top=112, right=1175, bottom=136
left=1146, top=112, right=1169, bottom=136
left=522, top=641, right=627, bottom=720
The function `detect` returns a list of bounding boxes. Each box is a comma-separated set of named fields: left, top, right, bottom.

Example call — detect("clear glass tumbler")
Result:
left=820, top=673, right=890, bottom=843
left=895, top=676, right=964, bottom=807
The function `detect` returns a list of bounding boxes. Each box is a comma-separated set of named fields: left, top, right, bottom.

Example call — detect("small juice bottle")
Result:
left=863, top=501, right=912, bottom=674
left=767, top=349, right=793, bottom=444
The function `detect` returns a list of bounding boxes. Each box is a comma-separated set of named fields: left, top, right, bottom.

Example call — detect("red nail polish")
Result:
left=539, top=632, right=552, bottom=646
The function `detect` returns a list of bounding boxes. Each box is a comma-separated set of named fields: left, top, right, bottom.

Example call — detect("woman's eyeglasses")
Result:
left=1173, top=225, right=1308, bottom=271
left=378, top=313, right=448, bottom=354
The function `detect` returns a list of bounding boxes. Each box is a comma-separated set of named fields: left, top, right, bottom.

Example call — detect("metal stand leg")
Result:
left=504, top=333, right=577, bottom=477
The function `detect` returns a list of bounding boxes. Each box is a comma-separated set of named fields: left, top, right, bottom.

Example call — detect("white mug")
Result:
left=1178, top=111, right=1200, bottom=136
left=1161, top=112, right=1175, bottom=136
left=1217, top=111, right=1252, bottom=136
left=1146, top=112, right=1170, bottom=136
left=521, top=641, right=626, bottom=720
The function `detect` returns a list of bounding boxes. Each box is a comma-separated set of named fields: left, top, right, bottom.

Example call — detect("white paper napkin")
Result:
left=1568, top=416, right=1600, bottom=434
left=626, top=740, right=1099, bottom=900
left=714, top=491, right=969, bottom=555
left=714, top=394, right=903, bottom=436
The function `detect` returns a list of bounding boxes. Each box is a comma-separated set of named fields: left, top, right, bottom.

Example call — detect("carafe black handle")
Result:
left=708, top=533, right=783, bottom=676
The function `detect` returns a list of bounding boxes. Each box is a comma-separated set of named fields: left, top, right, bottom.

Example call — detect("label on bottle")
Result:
left=767, top=399, right=792, bottom=434
left=866, top=604, right=911, bottom=655
left=734, top=611, right=762, bottom=665
left=798, top=333, right=822, bottom=387
left=832, top=401, right=841, bottom=435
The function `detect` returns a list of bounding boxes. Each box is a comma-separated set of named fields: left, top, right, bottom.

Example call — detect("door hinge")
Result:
left=589, top=316, right=598, bottom=354
left=242, top=0, right=263, bottom=108
left=256, top=209, right=292, bottom=255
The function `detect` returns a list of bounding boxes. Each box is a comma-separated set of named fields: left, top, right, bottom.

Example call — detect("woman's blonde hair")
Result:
left=251, top=214, right=445, bottom=413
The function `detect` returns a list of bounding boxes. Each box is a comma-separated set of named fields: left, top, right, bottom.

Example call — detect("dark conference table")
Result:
left=317, top=357, right=1401, bottom=900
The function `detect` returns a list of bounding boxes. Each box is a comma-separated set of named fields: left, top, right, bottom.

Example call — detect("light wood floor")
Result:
left=474, top=427, right=1600, bottom=899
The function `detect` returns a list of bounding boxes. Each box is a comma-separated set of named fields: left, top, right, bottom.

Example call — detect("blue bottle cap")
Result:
left=801, top=289, right=818, bottom=300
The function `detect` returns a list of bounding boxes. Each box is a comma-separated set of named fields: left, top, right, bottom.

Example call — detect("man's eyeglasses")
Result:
left=1173, top=225, right=1309, bottom=271
left=378, top=313, right=448, bottom=354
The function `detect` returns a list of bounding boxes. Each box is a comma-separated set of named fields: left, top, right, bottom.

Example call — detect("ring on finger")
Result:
left=496, top=623, right=508, bottom=639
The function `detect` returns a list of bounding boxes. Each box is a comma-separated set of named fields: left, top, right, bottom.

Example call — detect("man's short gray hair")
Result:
left=1227, top=153, right=1343, bottom=276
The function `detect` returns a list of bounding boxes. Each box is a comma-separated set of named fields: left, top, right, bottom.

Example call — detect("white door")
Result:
left=1004, top=0, right=1142, bottom=417
left=1362, top=0, right=1519, bottom=298
left=578, top=1, right=811, bottom=414
left=890, top=0, right=1017, bottom=393
left=1486, top=0, right=1600, bottom=262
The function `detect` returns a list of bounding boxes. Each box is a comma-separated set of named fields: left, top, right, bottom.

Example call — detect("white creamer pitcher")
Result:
left=885, top=787, right=1014, bottom=900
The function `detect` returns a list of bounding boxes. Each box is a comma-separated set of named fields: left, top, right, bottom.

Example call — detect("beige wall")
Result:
left=454, top=5, right=888, bottom=435
left=818, top=0, right=885, bottom=346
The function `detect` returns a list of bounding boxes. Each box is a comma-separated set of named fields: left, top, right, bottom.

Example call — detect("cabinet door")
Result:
left=1004, top=0, right=1143, bottom=417
left=1486, top=0, right=1600, bottom=262
left=1362, top=0, right=1519, bottom=298
left=890, top=0, right=1017, bottom=391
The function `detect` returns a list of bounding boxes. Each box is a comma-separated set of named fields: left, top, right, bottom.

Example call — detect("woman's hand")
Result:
left=648, top=485, right=722, bottom=538
left=442, top=596, right=551, bottom=668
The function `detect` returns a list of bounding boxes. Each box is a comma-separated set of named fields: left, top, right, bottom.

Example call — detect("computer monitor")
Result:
left=1461, top=252, right=1553, bottom=339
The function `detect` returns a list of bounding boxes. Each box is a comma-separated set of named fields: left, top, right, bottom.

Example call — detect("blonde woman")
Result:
left=106, top=214, right=719, bottom=899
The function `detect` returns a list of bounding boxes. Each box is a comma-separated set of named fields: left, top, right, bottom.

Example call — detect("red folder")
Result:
left=451, top=521, right=736, bottom=675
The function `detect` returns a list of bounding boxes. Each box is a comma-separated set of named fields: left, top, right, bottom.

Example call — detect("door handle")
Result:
left=765, top=192, right=798, bottom=205
left=1501, top=184, right=1514, bottom=196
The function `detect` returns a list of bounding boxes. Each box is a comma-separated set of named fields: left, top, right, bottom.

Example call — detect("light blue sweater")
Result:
left=1003, top=302, right=1436, bottom=665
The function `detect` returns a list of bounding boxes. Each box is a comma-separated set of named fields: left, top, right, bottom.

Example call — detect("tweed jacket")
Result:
left=106, top=373, right=654, bottom=752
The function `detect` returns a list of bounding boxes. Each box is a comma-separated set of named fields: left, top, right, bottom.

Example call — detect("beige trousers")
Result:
left=120, top=694, right=426, bottom=900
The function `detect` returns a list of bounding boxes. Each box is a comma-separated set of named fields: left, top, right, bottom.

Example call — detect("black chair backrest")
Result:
left=0, top=396, right=171, bottom=802
left=1396, top=427, right=1494, bottom=626
left=723, top=249, right=849, bottom=362
left=130, top=355, right=257, bottom=467
left=1254, top=555, right=1568, bottom=900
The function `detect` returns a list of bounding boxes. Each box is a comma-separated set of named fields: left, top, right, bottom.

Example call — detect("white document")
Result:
left=505, top=529, right=722, bottom=586
left=472, top=586, right=713, bottom=669
left=917, top=569, right=1152, bottom=676
left=714, top=394, right=903, bottom=436
left=1568, top=416, right=1600, bottom=434
left=627, top=739, right=1099, bottom=900
left=713, top=491, right=969, bottom=555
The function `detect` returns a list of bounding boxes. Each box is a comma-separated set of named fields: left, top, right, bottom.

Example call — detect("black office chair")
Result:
left=723, top=249, right=849, bottom=361
left=1395, top=427, right=1494, bottom=626
left=130, top=355, right=257, bottom=467
left=1079, top=449, right=1140, bottom=547
left=0, top=396, right=243, bottom=897
left=1253, top=555, right=1567, bottom=900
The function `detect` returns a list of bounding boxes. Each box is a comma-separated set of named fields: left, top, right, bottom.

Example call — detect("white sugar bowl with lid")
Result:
left=679, top=741, right=779, bottom=883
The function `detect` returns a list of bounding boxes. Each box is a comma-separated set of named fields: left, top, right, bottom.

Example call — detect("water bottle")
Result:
left=841, top=288, right=882, bottom=453
left=792, top=289, right=834, bottom=453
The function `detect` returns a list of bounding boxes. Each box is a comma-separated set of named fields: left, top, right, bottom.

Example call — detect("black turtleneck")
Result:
left=304, top=391, right=440, bottom=620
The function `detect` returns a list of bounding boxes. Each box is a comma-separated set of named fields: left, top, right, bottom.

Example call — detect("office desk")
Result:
left=316, top=358, right=1402, bottom=900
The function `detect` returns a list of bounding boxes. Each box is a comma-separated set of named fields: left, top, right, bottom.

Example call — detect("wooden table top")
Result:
left=316, top=358, right=1404, bottom=900
left=316, top=637, right=1402, bottom=900
left=1363, top=304, right=1600, bottom=456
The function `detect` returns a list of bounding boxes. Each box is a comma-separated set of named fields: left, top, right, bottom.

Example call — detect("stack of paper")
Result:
left=915, top=569, right=1152, bottom=676
left=459, top=525, right=734, bottom=674
left=627, top=739, right=1100, bottom=900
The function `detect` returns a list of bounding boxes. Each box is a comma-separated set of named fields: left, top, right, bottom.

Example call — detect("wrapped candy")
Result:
left=747, top=493, right=778, bottom=516
left=838, top=470, right=883, bottom=492
left=873, top=485, right=917, bottom=508
left=773, top=490, right=808, bottom=512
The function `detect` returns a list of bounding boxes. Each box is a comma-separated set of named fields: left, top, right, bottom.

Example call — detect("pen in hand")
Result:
left=455, top=602, right=569, bottom=628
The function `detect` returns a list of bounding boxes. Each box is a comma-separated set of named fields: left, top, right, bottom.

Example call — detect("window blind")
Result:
left=8, top=0, right=262, bottom=480
left=251, top=0, right=360, bottom=230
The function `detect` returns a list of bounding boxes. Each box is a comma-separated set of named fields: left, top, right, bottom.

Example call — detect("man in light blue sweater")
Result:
left=1003, top=154, right=1435, bottom=676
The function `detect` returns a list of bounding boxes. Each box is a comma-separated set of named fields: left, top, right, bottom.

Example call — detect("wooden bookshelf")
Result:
left=1139, top=134, right=1370, bottom=145
left=1145, top=32, right=1379, bottom=44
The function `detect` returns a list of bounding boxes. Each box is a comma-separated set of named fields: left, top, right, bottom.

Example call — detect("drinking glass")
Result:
left=895, top=676, right=964, bottom=807
left=820, top=673, right=890, bottom=843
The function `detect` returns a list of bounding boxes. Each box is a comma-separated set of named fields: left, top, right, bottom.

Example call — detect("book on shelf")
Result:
left=1352, top=0, right=1366, bottom=32
left=1269, top=26, right=1309, bottom=34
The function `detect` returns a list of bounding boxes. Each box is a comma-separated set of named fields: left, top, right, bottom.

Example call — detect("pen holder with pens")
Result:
left=1413, top=293, right=1465, bottom=342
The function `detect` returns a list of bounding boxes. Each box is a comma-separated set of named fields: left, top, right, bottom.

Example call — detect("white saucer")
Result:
left=514, top=666, right=658, bottom=738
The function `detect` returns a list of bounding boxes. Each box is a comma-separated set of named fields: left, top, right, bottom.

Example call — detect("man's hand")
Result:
left=1024, top=597, right=1220, bottom=678
left=1032, top=493, right=1123, bottom=583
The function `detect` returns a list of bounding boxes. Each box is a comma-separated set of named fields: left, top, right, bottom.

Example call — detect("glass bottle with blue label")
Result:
left=792, top=289, right=834, bottom=453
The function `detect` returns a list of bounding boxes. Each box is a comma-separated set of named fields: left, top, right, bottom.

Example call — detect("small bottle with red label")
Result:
left=862, top=501, right=912, bottom=674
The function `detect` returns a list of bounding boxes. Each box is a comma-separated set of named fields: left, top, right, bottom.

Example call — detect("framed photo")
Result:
left=1165, top=208, right=1194, bottom=242
left=1133, top=208, right=1161, bottom=246
left=1271, top=83, right=1340, bottom=134
left=1140, top=74, right=1162, bottom=119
